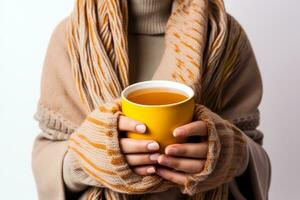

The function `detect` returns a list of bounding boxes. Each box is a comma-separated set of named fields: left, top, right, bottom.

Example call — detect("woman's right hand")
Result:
left=118, top=115, right=160, bottom=176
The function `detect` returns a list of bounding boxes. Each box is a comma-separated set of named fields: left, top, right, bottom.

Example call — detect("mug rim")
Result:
left=121, top=80, right=195, bottom=108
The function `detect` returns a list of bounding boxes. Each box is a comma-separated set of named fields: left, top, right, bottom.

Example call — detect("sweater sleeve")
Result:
left=32, top=18, right=93, bottom=199
left=32, top=103, right=86, bottom=199
left=32, top=135, right=69, bottom=200
left=216, top=34, right=271, bottom=200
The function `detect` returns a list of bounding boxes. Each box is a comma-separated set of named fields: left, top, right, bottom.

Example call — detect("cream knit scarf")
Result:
left=67, top=0, right=248, bottom=199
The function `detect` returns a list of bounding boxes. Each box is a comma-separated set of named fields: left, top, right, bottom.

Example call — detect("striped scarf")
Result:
left=67, top=0, right=248, bottom=199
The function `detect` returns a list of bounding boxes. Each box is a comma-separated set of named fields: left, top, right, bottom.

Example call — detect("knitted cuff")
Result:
left=67, top=98, right=166, bottom=194
left=181, top=104, right=248, bottom=195
left=63, top=150, right=93, bottom=192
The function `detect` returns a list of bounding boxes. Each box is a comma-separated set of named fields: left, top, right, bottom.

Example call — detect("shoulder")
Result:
left=41, top=16, right=72, bottom=97
left=42, top=17, right=71, bottom=75
left=47, top=17, right=71, bottom=51
left=39, top=16, right=87, bottom=125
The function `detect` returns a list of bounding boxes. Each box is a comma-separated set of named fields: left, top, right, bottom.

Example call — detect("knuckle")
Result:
left=142, top=155, right=151, bottom=163
left=165, top=172, right=174, bottom=181
left=132, top=140, right=146, bottom=152
left=171, top=159, right=180, bottom=169
left=128, top=119, right=137, bottom=130
left=178, top=145, right=187, bottom=156
left=138, top=141, right=148, bottom=152
left=126, top=155, right=137, bottom=164
left=169, top=176, right=175, bottom=182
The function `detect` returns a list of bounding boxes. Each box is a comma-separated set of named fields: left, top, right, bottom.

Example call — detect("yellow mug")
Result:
left=121, top=80, right=195, bottom=153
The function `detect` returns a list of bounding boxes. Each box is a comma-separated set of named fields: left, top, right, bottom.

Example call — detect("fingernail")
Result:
left=147, top=167, right=156, bottom=174
left=149, top=153, right=160, bottom=161
left=147, top=142, right=159, bottom=151
left=173, top=128, right=182, bottom=137
left=136, top=124, right=146, bottom=133
left=166, top=148, right=178, bottom=155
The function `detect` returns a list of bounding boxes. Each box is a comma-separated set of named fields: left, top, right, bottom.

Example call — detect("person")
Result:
left=32, top=0, right=271, bottom=199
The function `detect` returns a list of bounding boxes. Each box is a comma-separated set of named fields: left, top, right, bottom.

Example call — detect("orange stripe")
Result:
left=98, top=105, right=110, bottom=113
left=190, top=60, right=200, bottom=68
left=173, top=32, right=181, bottom=39
left=176, top=58, right=184, bottom=69
left=184, top=54, right=200, bottom=68
left=69, top=146, right=117, bottom=175
left=185, top=54, right=194, bottom=61
left=86, top=116, right=113, bottom=128
left=80, top=163, right=149, bottom=193
left=178, top=74, right=186, bottom=82
left=174, top=44, right=180, bottom=53
left=107, top=148, right=120, bottom=156
left=70, top=136, right=119, bottom=160
left=187, top=68, right=195, bottom=77
left=172, top=73, right=177, bottom=80
left=105, top=130, right=114, bottom=137
left=111, top=156, right=125, bottom=165
left=191, top=27, right=202, bottom=35
left=80, top=164, right=122, bottom=189
left=98, top=104, right=119, bottom=113
left=193, top=19, right=205, bottom=27
left=184, top=32, right=201, bottom=43
left=181, top=41, right=198, bottom=54
left=76, top=133, right=107, bottom=150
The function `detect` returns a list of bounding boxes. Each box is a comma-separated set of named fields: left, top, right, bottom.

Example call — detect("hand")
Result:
left=155, top=121, right=208, bottom=185
left=118, top=115, right=160, bottom=176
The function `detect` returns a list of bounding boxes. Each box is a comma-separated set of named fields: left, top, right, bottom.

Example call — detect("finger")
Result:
left=120, top=138, right=160, bottom=153
left=173, top=121, right=207, bottom=137
left=132, top=165, right=156, bottom=176
left=157, top=155, right=205, bottom=174
left=118, top=115, right=147, bottom=133
left=165, top=142, right=208, bottom=158
left=156, top=168, right=187, bottom=185
left=125, top=153, right=160, bottom=166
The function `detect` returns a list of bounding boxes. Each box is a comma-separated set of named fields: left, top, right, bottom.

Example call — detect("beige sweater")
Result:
left=32, top=0, right=271, bottom=199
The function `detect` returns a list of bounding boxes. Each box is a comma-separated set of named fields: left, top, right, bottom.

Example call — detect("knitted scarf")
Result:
left=67, top=0, right=248, bottom=199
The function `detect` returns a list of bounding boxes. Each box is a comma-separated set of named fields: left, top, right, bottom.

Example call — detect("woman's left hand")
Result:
left=156, top=120, right=208, bottom=185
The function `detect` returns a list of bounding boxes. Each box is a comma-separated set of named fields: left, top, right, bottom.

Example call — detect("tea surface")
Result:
left=127, top=88, right=188, bottom=105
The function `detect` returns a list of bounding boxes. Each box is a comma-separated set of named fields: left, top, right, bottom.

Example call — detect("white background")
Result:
left=0, top=0, right=299, bottom=199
